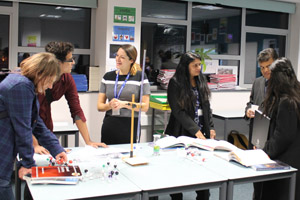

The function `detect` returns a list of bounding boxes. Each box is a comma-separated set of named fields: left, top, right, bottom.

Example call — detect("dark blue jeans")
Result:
left=0, top=178, right=14, bottom=200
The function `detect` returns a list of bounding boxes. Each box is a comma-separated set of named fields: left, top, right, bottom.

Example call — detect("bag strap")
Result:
left=235, top=133, right=248, bottom=149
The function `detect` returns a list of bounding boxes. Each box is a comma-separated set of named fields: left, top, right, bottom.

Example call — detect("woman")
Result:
left=165, top=52, right=216, bottom=200
left=0, top=52, right=67, bottom=199
left=259, top=58, right=300, bottom=200
left=97, top=44, right=150, bottom=144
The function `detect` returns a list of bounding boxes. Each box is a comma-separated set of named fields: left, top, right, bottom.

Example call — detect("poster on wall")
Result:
left=114, top=6, right=136, bottom=24
left=202, top=59, right=218, bottom=74
left=109, top=44, right=122, bottom=58
left=112, top=26, right=135, bottom=42
left=27, top=36, right=37, bottom=47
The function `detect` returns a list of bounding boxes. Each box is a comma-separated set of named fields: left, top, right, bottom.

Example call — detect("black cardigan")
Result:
left=261, top=98, right=300, bottom=200
left=165, top=77, right=214, bottom=138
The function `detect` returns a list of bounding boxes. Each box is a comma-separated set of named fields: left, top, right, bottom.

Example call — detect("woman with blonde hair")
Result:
left=0, top=52, right=67, bottom=199
left=98, top=44, right=150, bottom=144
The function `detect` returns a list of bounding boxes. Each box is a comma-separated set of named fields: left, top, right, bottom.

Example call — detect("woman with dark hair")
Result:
left=165, top=52, right=216, bottom=200
left=97, top=44, right=150, bottom=144
left=257, top=57, right=300, bottom=200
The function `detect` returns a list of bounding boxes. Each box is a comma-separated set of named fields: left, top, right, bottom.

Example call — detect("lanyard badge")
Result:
left=112, top=71, right=130, bottom=115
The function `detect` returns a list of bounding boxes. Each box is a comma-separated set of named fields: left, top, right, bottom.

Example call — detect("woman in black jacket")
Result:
left=165, top=52, right=216, bottom=200
left=259, top=57, right=300, bottom=200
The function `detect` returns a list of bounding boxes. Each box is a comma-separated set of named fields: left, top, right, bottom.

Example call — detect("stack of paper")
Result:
left=88, top=66, right=100, bottom=91
left=209, top=74, right=236, bottom=89
left=157, top=69, right=175, bottom=90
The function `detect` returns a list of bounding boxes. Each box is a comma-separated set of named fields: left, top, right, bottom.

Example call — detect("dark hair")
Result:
left=119, top=44, right=140, bottom=75
left=263, top=57, right=300, bottom=120
left=173, top=52, right=210, bottom=111
left=257, top=48, right=278, bottom=63
left=45, top=41, right=74, bottom=62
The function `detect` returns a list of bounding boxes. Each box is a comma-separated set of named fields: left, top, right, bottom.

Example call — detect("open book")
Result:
left=214, top=149, right=276, bottom=167
left=26, top=165, right=82, bottom=185
left=155, top=136, right=238, bottom=151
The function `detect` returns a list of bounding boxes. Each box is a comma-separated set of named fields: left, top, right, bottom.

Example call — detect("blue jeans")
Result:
left=0, top=178, right=14, bottom=200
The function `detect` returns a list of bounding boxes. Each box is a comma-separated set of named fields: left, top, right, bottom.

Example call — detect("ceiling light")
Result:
left=192, top=5, right=223, bottom=10
left=39, top=14, right=61, bottom=19
left=55, top=6, right=81, bottom=11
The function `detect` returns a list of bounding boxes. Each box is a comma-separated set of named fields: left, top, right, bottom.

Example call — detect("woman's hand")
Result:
left=55, top=151, right=68, bottom=163
left=34, top=145, right=50, bottom=155
left=210, top=130, right=216, bottom=139
left=86, top=141, right=108, bottom=148
left=19, top=167, right=32, bottom=180
left=195, top=130, right=206, bottom=139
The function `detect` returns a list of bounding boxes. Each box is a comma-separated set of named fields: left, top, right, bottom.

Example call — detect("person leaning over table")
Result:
left=97, top=44, right=150, bottom=145
left=0, top=53, right=67, bottom=200
left=165, top=52, right=216, bottom=200
left=256, top=58, right=300, bottom=200
left=32, top=41, right=106, bottom=155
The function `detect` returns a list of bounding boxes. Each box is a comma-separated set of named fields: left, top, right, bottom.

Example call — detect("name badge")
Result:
left=112, top=109, right=120, bottom=116
left=197, top=109, right=203, bottom=116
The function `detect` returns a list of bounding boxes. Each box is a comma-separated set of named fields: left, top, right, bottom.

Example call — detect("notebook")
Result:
left=251, top=110, right=270, bottom=149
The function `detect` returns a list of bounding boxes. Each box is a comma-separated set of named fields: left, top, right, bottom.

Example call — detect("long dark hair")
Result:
left=173, top=52, right=210, bottom=111
left=263, top=57, right=300, bottom=120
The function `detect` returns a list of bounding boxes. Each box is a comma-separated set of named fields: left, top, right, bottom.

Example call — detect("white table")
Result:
left=213, top=110, right=245, bottom=140
left=201, top=151, right=297, bottom=200
left=121, top=144, right=228, bottom=200
left=53, top=122, right=79, bottom=147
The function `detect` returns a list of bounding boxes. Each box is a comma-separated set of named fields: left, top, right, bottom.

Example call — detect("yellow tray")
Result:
left=150, top=101, right=171, bottom=111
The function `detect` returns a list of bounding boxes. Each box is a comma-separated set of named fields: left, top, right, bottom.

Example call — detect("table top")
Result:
left=53, top=122, right=79, bottom=132
left=199, top=151, right=297, bottom=181
left=212, top=110, right=245, bottom=119
left=121, top=145, right=227, bottom=192
left=28, top=143, right=297, bottom=199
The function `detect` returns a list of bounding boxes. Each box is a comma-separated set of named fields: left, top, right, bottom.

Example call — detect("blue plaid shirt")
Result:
left=0, top=74, right=64, bottom=181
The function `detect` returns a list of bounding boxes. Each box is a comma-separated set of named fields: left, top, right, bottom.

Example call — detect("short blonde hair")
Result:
left=20, top=52, right=60, bottom=92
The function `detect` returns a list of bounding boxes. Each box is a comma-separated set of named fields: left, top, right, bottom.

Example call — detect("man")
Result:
left=244, top=48, right=278, bottom=200
left=33, top=41, right=106, bottom=155
left=245, top=48, right=278, bottom=121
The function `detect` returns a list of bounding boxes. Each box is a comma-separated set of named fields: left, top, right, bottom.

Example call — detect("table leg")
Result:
left=289, top=172, right=296, bottom=200
left=75, top=131, right=79, bottom=147
left=142, top=192, right=149, bottom=200
left=226, top=180, right=234, bottom=200
left=151, top=108, right=155, bottom=135
left=164, top=111, right=168, bottom=132
left=224, top=118, right=228, bottom=140
left=219, top=181, right=227, bottom=200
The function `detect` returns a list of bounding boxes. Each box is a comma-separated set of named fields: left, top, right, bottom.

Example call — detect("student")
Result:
left=33, top=41, right=106, bottom=155
left=0, top=53, right=67, bottom=199
left=165, top=52, right=216, bottom=200
left=97, top=44, right=150, bottom=144
left=244, top=48, right=278, bottom=200
left=259, top=58, right=300, bottom=200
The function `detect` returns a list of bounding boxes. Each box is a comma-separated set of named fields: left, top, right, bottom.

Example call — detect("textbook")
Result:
left=155, top=136, right=238, bottom=151
left=251, top=160, right=291, bottom=171
left=214, top=149, right=276, bottom=167
left=27, top=165, right=82, bottom=185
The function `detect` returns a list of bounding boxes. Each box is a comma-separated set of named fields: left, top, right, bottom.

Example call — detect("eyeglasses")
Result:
left=64, top=57, right=75, bottom=63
